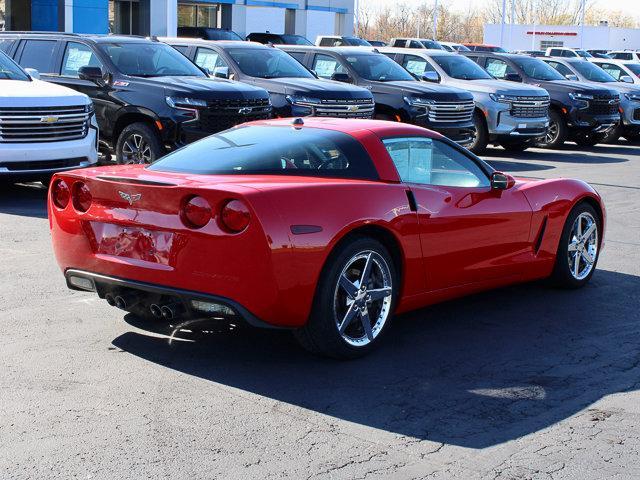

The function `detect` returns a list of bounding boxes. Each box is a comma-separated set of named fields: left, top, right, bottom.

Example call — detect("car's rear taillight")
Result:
left=72, top=182, right=92, bottom=212
left=181, top=196, right=212, bottom=229
left=52, top=179, right=70, bottom=209
left=219, top=199, right=250, bottom=233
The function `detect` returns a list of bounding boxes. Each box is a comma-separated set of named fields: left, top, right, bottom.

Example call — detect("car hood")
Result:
left=537, top=80, right=618, bottom=96
left=373, top=80, right=474, bottom=101
left=134, top=76, right=270, bottom=100
left=0, top=79, right=91, bottom=107
left=597, top=82, right=640, bottom=95
left=251, top=77, right=373, bottom=99
left=464, top=78, right=548, bottom=96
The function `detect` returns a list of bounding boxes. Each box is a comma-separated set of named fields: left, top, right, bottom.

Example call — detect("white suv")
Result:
left=545, top=47, right=593, bottom=59
left=0, top=51, right=97, bottom=184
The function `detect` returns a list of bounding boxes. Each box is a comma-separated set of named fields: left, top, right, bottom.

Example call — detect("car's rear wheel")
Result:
left=536, top=109, right=567, bottom=149
left=468, top=110, right=488, bottom=155
left=551, top=203, right=601, bottom=288
left=116, top=122, right=164, bottom=165
left=294, top=237, right=398, bottom=359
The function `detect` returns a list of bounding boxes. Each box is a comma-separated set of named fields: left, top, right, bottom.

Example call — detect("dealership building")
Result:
left=0, top=0, right=354, bottom=40
left=484, top=23, right=640, bottom=52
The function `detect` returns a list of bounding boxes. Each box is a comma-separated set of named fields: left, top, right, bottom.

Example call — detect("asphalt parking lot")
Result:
left=1, top=142, right=639, bottom=480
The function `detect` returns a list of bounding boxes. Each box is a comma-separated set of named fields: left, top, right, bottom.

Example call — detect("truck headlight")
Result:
left=568, top=92, right=593, bottom=110
left=489, top=93, right=518, bottom=104
left=166, top=96, right=208, bottom=109
left=403, top=96, right=435, bottom=107
left=285, top=95, right=322, bottom=106
left=624, top=92, right=640, bottom=102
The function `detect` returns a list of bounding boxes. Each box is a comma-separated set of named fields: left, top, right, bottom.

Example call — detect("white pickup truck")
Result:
left=0, top=51, right=98, bottom=184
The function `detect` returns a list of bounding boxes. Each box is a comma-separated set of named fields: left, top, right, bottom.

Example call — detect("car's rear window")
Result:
left=148, top=125, right=379, bottom=179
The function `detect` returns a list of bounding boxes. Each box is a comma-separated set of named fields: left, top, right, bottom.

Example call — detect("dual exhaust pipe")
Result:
left=104, top=292, right=183, bottom=320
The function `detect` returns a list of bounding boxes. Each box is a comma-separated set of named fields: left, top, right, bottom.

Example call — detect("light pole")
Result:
left=433, top=0, right=439, bottom=40
left=580, top=0, right=586, bottom=49
left=499, top=0, right=507, bottom=48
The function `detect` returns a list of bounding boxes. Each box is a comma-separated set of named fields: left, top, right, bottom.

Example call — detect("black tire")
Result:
left=294, top=236, right=398, bottom=359
left=536, top=109, right=567, bottom=149
left=499, top=142, right=529, bottom=152
left=623, top=130, right=640, bottom=143
left=468, top=110, right=489, bottom=155
left=574, top=133, right=603, bottom=147
left=551, top=202, right=601, bottom=289
left=115, top=122, right=164, bottom=165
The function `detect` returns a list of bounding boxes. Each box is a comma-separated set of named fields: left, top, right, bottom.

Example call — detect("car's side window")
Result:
left=194, top=47, right=227, bottom=72
left=546, top=61, right=573, bottom=78
left=383, top=137, right=490, bottom=188
left=172, top=45, right=189, bottom=55
left=18, top=39, right=58, bottom=73
left=61, top=42, right=103, bottom=77
left=312, top=53, right=346, bottom=79
left=402, top=54, right=436, bottom=77
left=600, top=63, right=623, bottom=80
left=485, top=58, right=515, bottom=79
left=287, top=51, right=306, bottom=64
left=409, top=40, right=422, bottom=48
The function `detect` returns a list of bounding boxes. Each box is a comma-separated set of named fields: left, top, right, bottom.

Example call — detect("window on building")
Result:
left=109, top=0, right=140, bottom=35
left=18, top=40, right=57, bottom=73
left=61, top=42, right=103, bottom=77
left=541, top=41, right=563, bottom=50
left=178, top=3, right=219, bottom=28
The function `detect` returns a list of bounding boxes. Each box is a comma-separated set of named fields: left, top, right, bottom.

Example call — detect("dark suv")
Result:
left=163, top=40, right=375, bottom=119
left=466, top=52, right=621, bottom=147
left=246, top=32, right=312, bottom=45
left=0, top=33, right=272, bottom=163
left=177, top=27, right=244, bottom=41
left=281, top=46, right=476, bottom=146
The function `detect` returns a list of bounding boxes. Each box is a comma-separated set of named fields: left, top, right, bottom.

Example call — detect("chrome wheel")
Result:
left=545, top=121, right=559, bottom=145
left=567, top=212, right=598, bottom=281
left=333, top=250, right=393, bottom=347
left=121, top=133, right=153, bottom=164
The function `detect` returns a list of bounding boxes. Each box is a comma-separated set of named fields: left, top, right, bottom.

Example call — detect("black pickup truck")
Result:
left=0, top=33, right=272, bottom=163
left=465, top=52, right=621, bottom=147
left=280, top=46, right=477, bottom=146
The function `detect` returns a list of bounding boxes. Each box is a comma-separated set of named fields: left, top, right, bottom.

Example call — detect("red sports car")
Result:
left=49, top=118, right=605, bottom=358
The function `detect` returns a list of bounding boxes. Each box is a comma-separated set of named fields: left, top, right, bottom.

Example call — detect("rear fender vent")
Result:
left=534, top=216, right=548, bottom=254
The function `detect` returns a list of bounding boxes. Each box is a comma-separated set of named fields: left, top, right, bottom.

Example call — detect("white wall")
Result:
left=245, top=6, right=285, bottom=36
left=484, top=23, right=640, bottom=51
left=305, top=10, right=335, bottom=44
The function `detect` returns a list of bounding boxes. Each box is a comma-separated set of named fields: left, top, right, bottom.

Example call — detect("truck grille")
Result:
left=0, top=105, right=90, bottom=143
left=588, top=95, right=620, bottom=116
left=426, top=100, right=475, bottom=123
left=200, top=98, right=272, bottom=132
left=510, top=96, right=550, bottom=118
left=313, top=98, right=375, bottom=119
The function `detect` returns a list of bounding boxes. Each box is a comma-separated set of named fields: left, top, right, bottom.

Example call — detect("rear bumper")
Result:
left=65, top=269, right=284, bottom=329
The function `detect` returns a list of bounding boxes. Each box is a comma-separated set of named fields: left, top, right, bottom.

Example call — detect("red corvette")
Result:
left=49, top=118, right=605, bottom=358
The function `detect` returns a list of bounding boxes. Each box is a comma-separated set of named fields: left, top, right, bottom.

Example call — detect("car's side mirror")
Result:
left=213, top=66, right=230, bottom=79
left=620, top=75, right=634, bottom=83
left=331, top=72, right=352, bottom=83
left=24, top=67, right=40, bottom=80
left=504, top=72, right=523, bottom=82
left=78, top=66, right=104, bottom=84
left=565, top=74, right=579, bottom=81
left=491, top=171, right=516, bottom=190
left=421, top=71, right=440, bottom=83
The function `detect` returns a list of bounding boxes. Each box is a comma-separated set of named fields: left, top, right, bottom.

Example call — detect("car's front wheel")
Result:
left=536, top=109, right=567, bottom=149
left=551, top=203, right=601, bottom=288
left=294, top=236, right=398, bottom=359
left=116, top=122, right=164, bottom=165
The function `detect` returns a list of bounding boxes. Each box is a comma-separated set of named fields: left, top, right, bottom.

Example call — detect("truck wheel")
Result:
left=468, top=111, right=488, bottom=155
left=536, top=109, right=567, bottom=149
left=293, top=236, right=398, bottom=359
left=116, top=122, right=164, bottom=165
left=551, top=203, right=601, bottom=289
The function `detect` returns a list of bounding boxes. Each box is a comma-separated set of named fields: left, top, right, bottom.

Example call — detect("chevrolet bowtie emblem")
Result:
left=238, top=107, right=253, bottom=114
left=118, top=191, right=142, bottom=205
left=347, top=105, right=360, bottom=112
left=40, top=116, right=59, bottom=124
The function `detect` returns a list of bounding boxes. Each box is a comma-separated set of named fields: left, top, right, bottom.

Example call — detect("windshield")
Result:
left=0, top=51, right=29, bottom=81
left=148, top=125, right=378, bottom=179
left=625, top=63, right=640, bottom=77
left=431, top=55, right=492, bottom=80
left=510, top=56, right=564, bottom=81
left=345, top=53, right=415, bottom=81
left=227, top=47, right=313, bottom=78
left=280, top=35, right=312, bottom=45
left=421, top=40, right=444, bottom=50
left=573, top=61, right=616, bottom=82
left=345, top=37, right=371, bottom=46
left=99, top=42, right=205, bottom=77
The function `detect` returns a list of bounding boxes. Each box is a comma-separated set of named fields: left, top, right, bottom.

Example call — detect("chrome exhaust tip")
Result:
left=105, top=294, right=116, bottom=307
left=160, top=303, right=183, bottom=320
left=149, top=304, right=163, bottom=318
left=114, top=293, right=140, bottom=310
